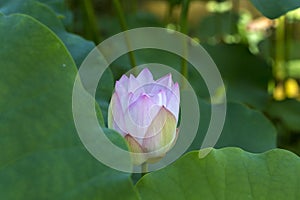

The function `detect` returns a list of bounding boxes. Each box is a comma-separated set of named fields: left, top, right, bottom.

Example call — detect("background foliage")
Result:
left=0, top=0, right=300, bottom=199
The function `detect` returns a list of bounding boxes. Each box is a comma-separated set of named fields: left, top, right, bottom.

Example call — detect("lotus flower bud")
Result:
left=108, top=68, right=180, bottom=165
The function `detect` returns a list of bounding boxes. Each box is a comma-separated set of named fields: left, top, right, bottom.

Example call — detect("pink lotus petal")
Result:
left=166, top=92, right=180, bottom=121
left=118, top=74, right=129, bottom=86
left=125, top=94, right=160, bottom=139
left=125, top=134, right=145, bottom=153
left=125, top=95, right=153, bottom=138
left=108, top=68, right=180, bottom=165
left=128, top=74, right=142, bottom=93
left=150, top=89, right=167, bottom=107
left=128, top=87, right=146, bottom=105
left=115, top=82, right=129, bottom=107
left=172, top=82, right=180, bottom=100
left=149, top=84, right=165, bottom=96
left=142, top=107, right=177, bottom=154
left=124, top=134, right=147, bottom=165
left=136, top=68, right=154, bottom=84
left=156, top=73, right=173, bottom=88
left=108, top=93, right=127, bottom=135
left=110, top=117, right=127, bottom=136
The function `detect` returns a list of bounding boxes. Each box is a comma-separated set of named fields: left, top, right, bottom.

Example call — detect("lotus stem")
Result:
left=141, top=162, right=148, bottom=177
left=112, top=0, right=137, bottom=69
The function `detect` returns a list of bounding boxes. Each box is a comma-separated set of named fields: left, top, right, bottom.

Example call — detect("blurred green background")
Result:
left=61, top=0, right=300, bottom=154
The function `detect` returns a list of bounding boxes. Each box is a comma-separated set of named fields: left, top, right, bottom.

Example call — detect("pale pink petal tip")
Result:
left=128, top=74, right=141, bottom=92
left=157, top=73, right=173, bottom=88
left=118, top=74, right=129, bottom=84
left=172, top=82, right=180, bottom=99
left=137, top=68, right=154, bottom=82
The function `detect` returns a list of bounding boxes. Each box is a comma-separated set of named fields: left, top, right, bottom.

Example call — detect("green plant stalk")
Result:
left=165, top=3, right=174, bottom=24
left=179, top=0, right=190, bottom=80
left=141, top=162, right=148, bottom=177
left=113, top=0, right=136, bottom=69
left=230, top=0, right=240, bottom=34
left=215, top=12, right=222, bottom=41
left=232, top=0, right=240, bottom=12
left=131, top=0, right=138, bottom=13
left=285, top=17, right=293, bottom=77
left=274, top=16, right=287, bottom=81
left=82, top=0, right=101, bottom=43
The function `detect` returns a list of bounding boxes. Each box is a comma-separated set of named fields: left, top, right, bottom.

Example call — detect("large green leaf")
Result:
left=188, top=101, right=276, bottom=153
left=137, top=148, right=300, bottom=200
left=37, top=0, right=73, bottom=27
left=0, top=0, right=94, bottom=66
left=0, top=14, right=138, bottom=199
left=249, top=0, right=300, bottom=19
